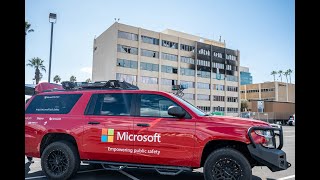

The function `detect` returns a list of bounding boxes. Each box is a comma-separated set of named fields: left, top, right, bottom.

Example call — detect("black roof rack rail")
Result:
left=61, top=80, right=139, bottom=90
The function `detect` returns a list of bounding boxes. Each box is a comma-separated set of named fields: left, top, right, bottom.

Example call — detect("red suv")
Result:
left=25, top=80, right=290, bottom=180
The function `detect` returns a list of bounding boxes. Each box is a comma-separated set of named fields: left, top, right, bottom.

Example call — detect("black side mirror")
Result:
left=168, top=106, right=186, bottom=118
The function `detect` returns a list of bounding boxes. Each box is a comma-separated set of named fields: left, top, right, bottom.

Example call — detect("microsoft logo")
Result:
left=101, top=128, right=114, bottom=143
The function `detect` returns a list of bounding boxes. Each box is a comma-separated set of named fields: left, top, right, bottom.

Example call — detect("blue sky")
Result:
left=25, top=0, right=295, bottom=84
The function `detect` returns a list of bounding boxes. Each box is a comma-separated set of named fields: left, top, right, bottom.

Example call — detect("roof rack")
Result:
left=61, top=80, right=139, bottom=90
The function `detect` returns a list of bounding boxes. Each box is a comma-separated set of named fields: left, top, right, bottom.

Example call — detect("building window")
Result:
left=141, top=35, right=159, bottom=45
left=183, top=93, right=195, bottom=100
left=226, top=75, right=238, bottom=82
left=118, top=31, right=138, bottom=41
left=226, top=54, right=237, bottom=61
left=197, top=94, right=210, bottom=101
left=213, top=52, right=223, bottom=58
left=198, top=48, right=211, bottom=56
left=227, top=107, right=238, bottom=113
left=140, top=62, right=159, bottom=72
left=180, top=68, right=195, bottom=76
left=213, top=106, right=225, bottom=112
left=161, top=78, right=177, bottom=86
left=261, top=88, right=275, bottom=92
left=197, top=82, right=210, bottom=89
left=227, top=97, right=238, bottom=102
left=197, top=70, right=210, bottom=78
left=180, top=44, right=195, bottom=52
left=116, top=59, right=138, bottom=69
left=181, top=56, right=195, bottom=64
left=197, top=59, right=210, bottom=67
left=240, top=90, right=245, bottom=93
left=116, top=73, right=137, bottom=84
left=213, top=95, right=225, bottom=102
left=162, top=40, right=178, bottom=49
left=161, top=65, right=178, bottom=74
left=213, top=84, right=225, bottom=91
left=246, top=89, right=259, bottom=93
left=197, top=106, right=210, bottom=113
left=180, top=81, right=195, bottom=88
left=141, top=76, right=158, bottom=84
left=227, top=86, right=238, bottom=92
left=117, top=44, right=138, bottom=55
left=213, top=62, right=225, bottom=69
left=141, top=49, right=159, bottom=58
left=162, top=53, right=178, bottom=61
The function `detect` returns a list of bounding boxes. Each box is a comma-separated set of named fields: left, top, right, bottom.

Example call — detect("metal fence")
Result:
left=240, top=112, right=293, bottom=125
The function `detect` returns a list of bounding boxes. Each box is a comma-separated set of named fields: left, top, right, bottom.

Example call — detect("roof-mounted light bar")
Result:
left=61, top=80, right=139, bottom=90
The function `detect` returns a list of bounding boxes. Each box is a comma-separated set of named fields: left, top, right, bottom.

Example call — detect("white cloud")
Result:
left=80, top=67, right=92, bottom=74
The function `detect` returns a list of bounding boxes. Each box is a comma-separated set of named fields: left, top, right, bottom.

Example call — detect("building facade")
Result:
left=240, top=82, right=295, bottom=103
left=239, top=66, right=252, bottom=85
left=92, top=22, right=241, bottom=116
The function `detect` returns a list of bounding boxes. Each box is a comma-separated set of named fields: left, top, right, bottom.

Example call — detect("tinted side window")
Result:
left=92, top=93, right=133, bottom=116
left=25, top=94, right=82, bottom=114
left=25, top=86, right=35, bottom=96
left=140, top=94, right=179, bottom=118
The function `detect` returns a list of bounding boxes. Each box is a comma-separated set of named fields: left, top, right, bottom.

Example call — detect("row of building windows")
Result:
left=180, top=44, right=195, bottom=52
left=246, top=89, right=259, bottom=93
left=162, top=40, right=178, bottom=49
left=227, top=107, right=239, bottom=113
left=227, top=86, right=238, bottom=92
left=180, top=68, right=195, bottom=76
left=141, top=49, right=159, bottom=58
left=197, top=106, right=211, bottom=113
left=116, top=59, right=138, bottom=69
left=213, top=95, right=224, bottom=101
left=226, top=54, right=237, bottom=61
left=197, top=70, right=211, bottom=78
left=117, top=44, right=138, bottom=55
left=141, top=76, right=158, bottom=84
left=213, top=106, right=225, bottom=112
left=141, top=62, right=159, bottom=72
left=213, top=52, right=223, bottom=58
left=197, top=82, right=210, bottom=89
left=161, top=65, right=178, bottom=74
left=116, top=73, right=137, bottom=83
left=184, top=93, right=195, bottom=100
left=214, top=84, right=225, bottom=91
left=161, top=78, right=177, bottom=86
left=118, top=31, right=139, bottom=41
left=162, top=53, right=178, bottom=61
left=141, top=35, right=159, bottom=45
left=261, top=88, right=275, bottom=92
left=181, top=56, right=195, bottom=64
left=227, top=97, right=238, bottom=102
left=197, top=59, right=210, bottom=67
left=240, top=90, right=245, bottom=93
left=197, top=94, right=210, bottom=101
left=180, top=81, right=195, bottom=88
left=198, top=48, right=211, bottom=56
left=213, top=62, right=224, bottom=69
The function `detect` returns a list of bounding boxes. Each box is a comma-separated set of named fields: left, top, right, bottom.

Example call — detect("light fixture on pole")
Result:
left=48, top=13, right=57, bottom=83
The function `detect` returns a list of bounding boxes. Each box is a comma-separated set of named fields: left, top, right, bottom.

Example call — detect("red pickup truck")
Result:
left=25, top=80, right=290, bottom=180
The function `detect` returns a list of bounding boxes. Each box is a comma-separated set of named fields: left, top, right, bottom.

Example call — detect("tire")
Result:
left=41, top=141, right=80, bottom=180
left=288, top=121, right=292, bottom=126
left=203, top=148, right=252, bottom=180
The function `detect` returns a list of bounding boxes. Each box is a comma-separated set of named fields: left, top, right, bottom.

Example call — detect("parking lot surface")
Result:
left=25, top=126, right=295, bottom=180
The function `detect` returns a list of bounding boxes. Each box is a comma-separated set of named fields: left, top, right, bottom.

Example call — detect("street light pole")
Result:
left=48, top=13, right=57, bottom=83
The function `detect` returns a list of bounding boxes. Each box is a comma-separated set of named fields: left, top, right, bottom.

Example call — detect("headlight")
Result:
left=254, top=130, right=275, bottom=148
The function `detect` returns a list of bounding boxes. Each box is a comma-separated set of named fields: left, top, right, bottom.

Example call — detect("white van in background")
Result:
left=25, top=84, right=36, bottom=103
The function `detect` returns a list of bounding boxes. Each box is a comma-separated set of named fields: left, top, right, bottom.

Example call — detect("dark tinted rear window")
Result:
left=25, top=94, right=82, bottom=114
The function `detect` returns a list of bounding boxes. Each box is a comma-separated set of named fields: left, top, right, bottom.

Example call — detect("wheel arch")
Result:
left=40, top=133, right=79, bottom=156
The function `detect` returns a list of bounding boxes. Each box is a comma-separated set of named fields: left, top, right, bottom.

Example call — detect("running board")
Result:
left=82, top=160, right=192, bottom=176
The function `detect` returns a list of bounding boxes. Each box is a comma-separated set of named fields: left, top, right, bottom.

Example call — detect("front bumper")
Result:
left=247, top=126, right=291, bottom=172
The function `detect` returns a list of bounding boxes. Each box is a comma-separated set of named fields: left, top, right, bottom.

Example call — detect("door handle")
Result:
left=137, top=123, right=150, bottom=127
left=88, top=121, right=100, bottom=125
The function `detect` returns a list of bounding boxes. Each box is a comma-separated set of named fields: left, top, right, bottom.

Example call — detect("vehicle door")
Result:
left=132, top=93, right=196, bottom=167
left=82, top=92, right=135, bottom=163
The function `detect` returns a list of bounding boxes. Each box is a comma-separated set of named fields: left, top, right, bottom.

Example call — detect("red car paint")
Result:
left=25, top=90, right=270, bottom=168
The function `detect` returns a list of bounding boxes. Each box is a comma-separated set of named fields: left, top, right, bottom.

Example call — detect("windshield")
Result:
left=174, top=95, right=206, bottom=116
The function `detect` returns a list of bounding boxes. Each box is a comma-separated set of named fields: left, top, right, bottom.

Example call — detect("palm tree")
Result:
left=53, top=75, right=61, bottom=83
left=271, top=71, right=277, bottom=82
left=278, top=70, right=283, bottom=82
left=284, top=71, right=289, bottom=83
left=85, top=78, right=91, bottom=83
left=287, top=69, right=293, bottom=83
left=27, top=57, right=46, bottom=84
left=25, top=21, right=34, bottom=36
left=70, top=75, right=77, bottom=82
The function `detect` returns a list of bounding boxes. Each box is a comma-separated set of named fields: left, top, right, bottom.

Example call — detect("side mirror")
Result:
left=168, top=106, right=186, bottom=118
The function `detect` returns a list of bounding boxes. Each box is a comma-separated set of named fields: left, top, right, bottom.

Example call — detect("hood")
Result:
left=207, top=115, right=271, bottom=127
